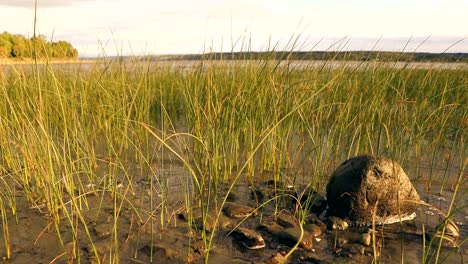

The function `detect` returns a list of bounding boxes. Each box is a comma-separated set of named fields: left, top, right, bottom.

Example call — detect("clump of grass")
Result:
left=0, top=46, right=466, bottom=262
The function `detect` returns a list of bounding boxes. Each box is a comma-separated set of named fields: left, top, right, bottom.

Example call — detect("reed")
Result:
left=0, top=49, right=465, bottom=262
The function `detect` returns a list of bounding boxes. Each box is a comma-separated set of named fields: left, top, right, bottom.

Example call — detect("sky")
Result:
left=0, top=0, right=467, bottom=57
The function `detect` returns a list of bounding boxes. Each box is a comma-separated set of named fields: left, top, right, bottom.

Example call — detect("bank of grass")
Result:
left=0, top=56, right=466, bottom=263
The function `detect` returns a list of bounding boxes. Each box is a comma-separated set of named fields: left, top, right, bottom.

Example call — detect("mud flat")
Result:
left=0, top=157, right=465, bottom=263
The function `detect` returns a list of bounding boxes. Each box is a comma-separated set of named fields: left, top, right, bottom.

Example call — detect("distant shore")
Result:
left=1, top=59, right=467, bottom=71
left=2, top=50, right=467, bottom=65
left=0, top=58, right=96, bottom=65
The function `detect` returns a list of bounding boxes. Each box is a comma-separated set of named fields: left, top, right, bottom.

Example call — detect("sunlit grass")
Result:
left=0, top=54, right=466, bottom=263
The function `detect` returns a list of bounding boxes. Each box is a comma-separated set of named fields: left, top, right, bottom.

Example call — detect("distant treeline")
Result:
left=0, top=31, right=78, bottom=59
left=156, top=51, right=468, bottom=63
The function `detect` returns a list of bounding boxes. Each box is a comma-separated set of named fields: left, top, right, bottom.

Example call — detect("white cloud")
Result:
left=0, top=0, right=466, bottom=56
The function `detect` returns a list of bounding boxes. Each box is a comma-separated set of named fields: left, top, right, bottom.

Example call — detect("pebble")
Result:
left=280, top=227, right=314, bottom=249
left=425, top=231, right=459, bottom=248
left=258, top=222, right=314, bottom=250
left=265, top=252, right=286, bottom=264
left=94, top=223, right=113, bottom=238
left=326, top=216, right=349, bottom=230
left=223, top=203, right=256, bottom=218
left=304, top=224, right=323, bottom=237
left=425, top=211, right=435, bottom=216
left=305, top=216, right=327, bottom=231
left=276, top=211, right=298, bottom=228
left=352, top=232, right=371, bottom=246
left=140, top=243, right=180, bottom=259
left=258, top=222, right=284, bottom=236
left=230, top=227, right=266, bottom=250
left=444, top=221, right=460, bottom=237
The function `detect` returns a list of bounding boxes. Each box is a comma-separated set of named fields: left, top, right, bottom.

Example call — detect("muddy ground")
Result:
left=0, top=156, right=466, bottom=264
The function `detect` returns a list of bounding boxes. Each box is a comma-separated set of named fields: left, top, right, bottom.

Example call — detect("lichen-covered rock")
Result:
left=326, top=155, right=420, bottom=224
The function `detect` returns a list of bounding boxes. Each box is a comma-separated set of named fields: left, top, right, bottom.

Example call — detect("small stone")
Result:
left=305, top=215, right=327, bottom=231
left=325, top=216, right=349, bottom=230
left=338, top=237, right=349, bottom=247
left=223, top=203, right=256, bottom=218
left=296, top=186, right=327, bottom=215
left=279, top=227, right=314, bottom=249
left=425, top=232, right=458, bottom=248
left=258, top=222, right=284, bottom=236
left=192, top=213, right=232, bottom=232
left=94, top=223, right=113, bottom=238
left=360, top=233, right=372, bottom=246
left=347, top=231, right=372, bottom=246
left=265, top=252, right=286, bottom=264
left=296, top=252, right=323, bottom=263
left=425, top=222, right=460, bottom=248
left=259, top=221, right=313, bottom=249
left=230, top=227, right=266, bottom=249
left=140, top=243, right=181, bottom=260
left=443, top=221, right=460, bottom=237
left=425, top=211, right=435, bottom=216
left=304, top=224, right=323, bottom=237
left=276, top=211, right=298, bottom=228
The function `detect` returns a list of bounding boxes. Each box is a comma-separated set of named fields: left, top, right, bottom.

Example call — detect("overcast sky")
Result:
left=0, top=0, right=467, bottom=57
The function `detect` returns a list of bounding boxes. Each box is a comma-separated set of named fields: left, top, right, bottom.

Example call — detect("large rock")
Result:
left=326, top=155, right=420, bottom=224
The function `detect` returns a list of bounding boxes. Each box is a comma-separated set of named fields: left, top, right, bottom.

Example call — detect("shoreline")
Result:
left=1, top=58, right=467, bottom=70
left=0, top=58, right=96, bottom=65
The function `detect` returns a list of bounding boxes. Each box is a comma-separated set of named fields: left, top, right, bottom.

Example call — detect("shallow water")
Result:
left=0, top=154, right=465, bottom=263
left=2, top=59, right=468, bottom=76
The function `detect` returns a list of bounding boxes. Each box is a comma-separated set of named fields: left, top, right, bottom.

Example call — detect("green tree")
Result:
left=0, top=32, right=14, bottom=58
left=0, top=32, right=77, bottom=59
left=11, top=37, right=29, bottom=57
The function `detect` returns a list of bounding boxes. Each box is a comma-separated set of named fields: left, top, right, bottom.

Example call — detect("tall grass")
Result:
left=0, top=55, right=466, bottom=263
